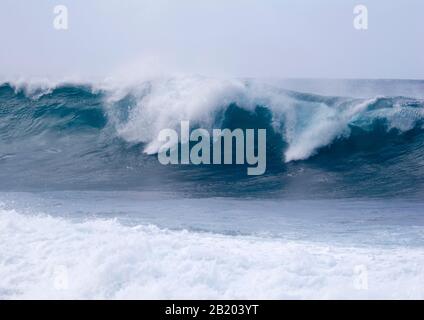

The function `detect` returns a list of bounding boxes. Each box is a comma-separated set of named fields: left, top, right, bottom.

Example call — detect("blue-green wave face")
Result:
left=1, top=79, right=424, bottom=198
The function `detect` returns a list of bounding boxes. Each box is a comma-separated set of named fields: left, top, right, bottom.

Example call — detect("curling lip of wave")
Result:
left=1, top=77, right=424, bottom=164
left=1, top=78, right=424, bottom=197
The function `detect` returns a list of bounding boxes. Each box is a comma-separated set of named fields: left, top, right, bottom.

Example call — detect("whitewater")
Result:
left=1, top=77, right=424, bottom=299
left=2, top=213, right=424, bottom=300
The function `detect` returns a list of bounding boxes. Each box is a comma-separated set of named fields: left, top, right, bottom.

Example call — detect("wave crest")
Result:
left=103, top=76, right=424, bottom=162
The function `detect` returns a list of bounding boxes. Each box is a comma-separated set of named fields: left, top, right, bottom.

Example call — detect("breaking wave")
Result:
left=1, top=76, right=424, bottom=197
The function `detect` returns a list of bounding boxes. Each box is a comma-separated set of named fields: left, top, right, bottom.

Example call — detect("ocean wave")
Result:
left=2, top=77, right=424, bottom=160
left=1, top=77, right=424, bottom=196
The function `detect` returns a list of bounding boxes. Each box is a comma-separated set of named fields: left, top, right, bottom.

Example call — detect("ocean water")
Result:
left=1, top=77, right=424, bottom=299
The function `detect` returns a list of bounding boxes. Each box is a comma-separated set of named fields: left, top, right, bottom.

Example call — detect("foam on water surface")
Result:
left=1, top=194, right=424, bottom=299
left=1, top=207, right=424, bottom=299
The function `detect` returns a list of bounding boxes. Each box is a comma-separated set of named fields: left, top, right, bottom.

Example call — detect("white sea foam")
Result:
left=0, top=76, right=86, bottom=99
left=1, top=207, right=423, bottom=300
left=107, top=76, right=253, bottom=155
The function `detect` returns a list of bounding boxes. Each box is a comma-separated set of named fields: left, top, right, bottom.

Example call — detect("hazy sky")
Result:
left=1, top=0, right=423, bottom=80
